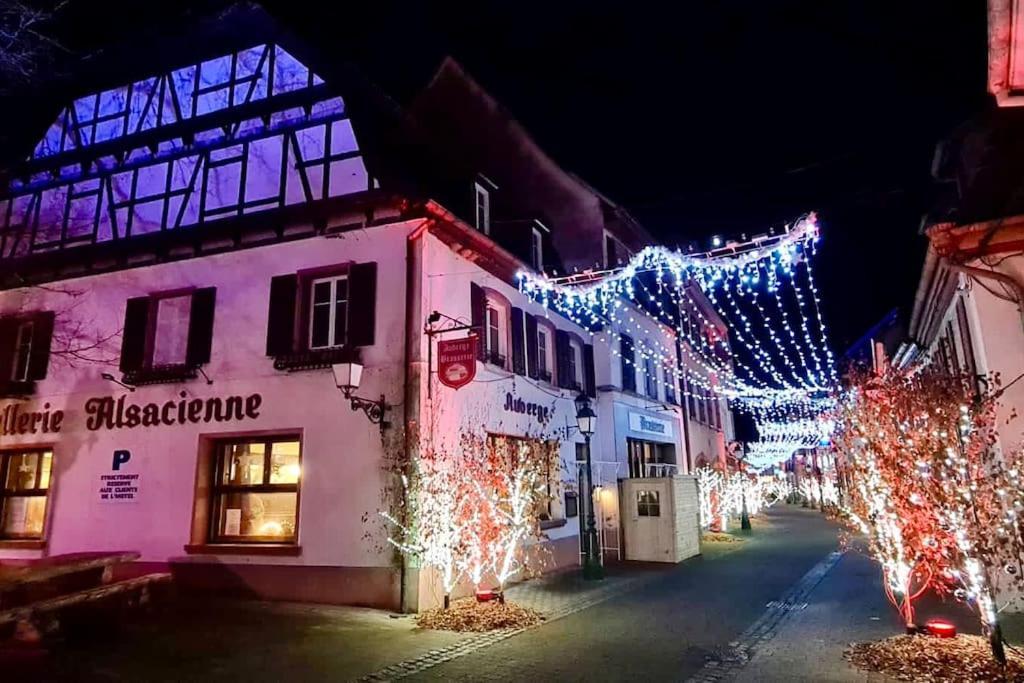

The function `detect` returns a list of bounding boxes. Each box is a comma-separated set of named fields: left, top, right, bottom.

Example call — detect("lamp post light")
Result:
left=332, top=360, right=391, bottom=434
left=574, top=393, right=603, bottom=581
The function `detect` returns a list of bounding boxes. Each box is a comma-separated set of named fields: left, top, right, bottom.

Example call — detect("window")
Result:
left=531, top=227, right=543, bottom=271
left=686, top=378, right=697, bottom=419
left=209, top=437, right=301, bottom=543
left=604, top=232, right=630, bottom=268
left=567, top=340, right=582, bottom=390
left=0, top=312, right=55, bottom=393
left=537, top=326, right=552, bottom=382
left=1, top=450, right=53, bottom=540
left=664, top=367, right=676, bottom=404
left=120, top=289, right=216, bottom=381
left=956, top=298, right=977, bottom=380
left=485, top=305, right=506, bottom=366
left=697, top=387, right=707, bottom=424
left=644, top=355, right=658, bottom=399
left=266, top=263, right=377, bottom=366
left=474, top=182, right=490, bottom=234
left=309, top=275, right=349, bottom=350
left=152, top=294, right=192, bottom=365
left=713, top=395, right=722, bottom=430
left=637, top=489, right=660, bottom=517
left=487, top=435, right=561, bottom=522
left=11, top=321, right=34, bottom=382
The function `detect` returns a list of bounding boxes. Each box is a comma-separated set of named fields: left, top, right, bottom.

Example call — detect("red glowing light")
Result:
left=474, top=588, right=503, bottom=603
left=924, top=619, right=957, bottom=638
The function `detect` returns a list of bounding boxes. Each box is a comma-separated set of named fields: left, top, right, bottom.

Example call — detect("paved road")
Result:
left=410, top=505, right=842, bottom=682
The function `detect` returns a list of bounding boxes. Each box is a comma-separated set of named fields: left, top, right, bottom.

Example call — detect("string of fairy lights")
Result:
left=518, top=212, right=838, bottom=468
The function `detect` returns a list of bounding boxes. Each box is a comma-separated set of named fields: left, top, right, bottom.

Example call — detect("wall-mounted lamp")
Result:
left=101, top=372, right=135, bottom=392
left=332, top=361, right=390, bottom=433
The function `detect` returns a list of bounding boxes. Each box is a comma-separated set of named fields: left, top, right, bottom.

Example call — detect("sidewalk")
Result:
left=7, top=559, right=667, bottom=682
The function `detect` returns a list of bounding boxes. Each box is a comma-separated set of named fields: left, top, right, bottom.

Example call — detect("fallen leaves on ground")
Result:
left=845, top=634, right=1024, bottom=681
left=702, top=532, right=745, bottom=543
left=416, top=598, right=544, bottom=632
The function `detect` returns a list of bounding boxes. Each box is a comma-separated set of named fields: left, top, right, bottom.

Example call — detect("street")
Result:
left=407, top=506, right=849, bottom=682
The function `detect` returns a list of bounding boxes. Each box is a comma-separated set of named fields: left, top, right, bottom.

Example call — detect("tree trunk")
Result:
left=443, top=593, right=450, bottom=610
left=991, top=622, right=1007, bottom=666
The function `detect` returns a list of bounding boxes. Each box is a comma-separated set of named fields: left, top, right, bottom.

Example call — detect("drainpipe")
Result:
left=400, top=218, right=430, bottom=613
left=948, top=262, right=1024, bottom=331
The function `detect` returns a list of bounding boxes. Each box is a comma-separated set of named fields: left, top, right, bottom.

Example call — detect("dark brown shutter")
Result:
left=510, top=307, right=525, bottom=375
left=525, top=314, right=539, bottom=379
left=119, top=297, right=151, bottom=372
left=0, top=318, right=17, bottom=385
left=348, top=262, right=377, bottom=346
left=470, top=282, right=486, bottom=361
left=266, top=274, right=298, bottom=356
left=27, top=311, right=55, bottom=380
left=620, top=334, right=636, bottom=392
left=555, top=330, right=571, bottom=388
left=186, top=287, right=216, bottom=366
left=583, top=343, right=596, bottom=397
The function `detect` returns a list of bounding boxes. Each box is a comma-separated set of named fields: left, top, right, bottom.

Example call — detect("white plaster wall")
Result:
left=0, top=219, right=424, bottom=568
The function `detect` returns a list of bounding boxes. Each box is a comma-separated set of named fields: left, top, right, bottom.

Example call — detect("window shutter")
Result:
left=583, top=343, right=596, bottom=398
left=525, top=314, right=539, bottom=379
left=620, top=334, right=636, bottom=392
left=266, top=274, right=298, bottom=356
left=186, top=287, right=216, bottom=366
left=555, top=330, right=571, bottom=388
left=27, top=311, right=55, bottom=380
left=470, top=282, right=486, bottom=361
left=348, top=262, right=377, bottom=346
left=510, top=307, right=525, bottom=375
left=0, top=318, right=17, bottom=384
left=119, top=297, right=150, bottom=373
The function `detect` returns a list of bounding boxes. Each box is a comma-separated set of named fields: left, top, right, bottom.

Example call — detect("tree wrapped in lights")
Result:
left=835, top=370, right=962, bottom=629
left=696, top=467, right=722, bottom=530
left=836, top=368, right=1024, bottom=663
left=383, top=430, right=555, bottom=608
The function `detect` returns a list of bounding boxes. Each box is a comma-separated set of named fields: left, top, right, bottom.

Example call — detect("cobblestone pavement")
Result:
left=359, top=563, right=670, bottom=681
left=729, top=542, right=980, bottom=683
left=406, top=505, right=842, bottom=682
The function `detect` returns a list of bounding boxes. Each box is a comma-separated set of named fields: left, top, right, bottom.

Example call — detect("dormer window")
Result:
left=474, top=182, right=491, bottom=235
left=604, top=231, right=631, bottom=268
left=531, top=227, right=544, bottom=271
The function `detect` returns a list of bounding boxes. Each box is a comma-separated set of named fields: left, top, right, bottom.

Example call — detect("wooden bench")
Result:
left=0, top=551, right=170, bottom=642
left=0, top=573, right=171, bottom=627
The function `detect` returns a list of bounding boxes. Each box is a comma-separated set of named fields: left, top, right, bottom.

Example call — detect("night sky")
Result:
left=4, top=0, right=992, bottom=351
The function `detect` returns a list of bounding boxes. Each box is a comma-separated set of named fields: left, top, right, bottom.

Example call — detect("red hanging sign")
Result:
left=438, top=336, right=478, bottom=390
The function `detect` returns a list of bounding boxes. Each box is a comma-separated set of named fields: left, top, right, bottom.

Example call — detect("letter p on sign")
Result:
left=112, top=450, right=131, bottom=471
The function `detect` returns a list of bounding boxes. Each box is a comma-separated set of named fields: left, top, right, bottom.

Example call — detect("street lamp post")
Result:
left=574, top=393, right=603, bottom=581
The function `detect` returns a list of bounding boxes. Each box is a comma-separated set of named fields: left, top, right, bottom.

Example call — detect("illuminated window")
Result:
left=309, top=276, right=349, bottom=349
left=0, top=450, right=53, bottom=540
left=637, top=489, right=660, bottom=517
left=209, top=437, right=301, bottom=543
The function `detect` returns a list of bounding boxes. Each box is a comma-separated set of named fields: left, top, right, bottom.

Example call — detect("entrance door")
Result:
left=625, top=480, right=672, bottom=562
